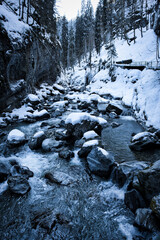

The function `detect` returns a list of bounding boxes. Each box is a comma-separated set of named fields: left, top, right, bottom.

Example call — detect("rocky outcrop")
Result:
left=137, top=160, right=160, bottom=203
left=0, top=10, right=60, bottom=112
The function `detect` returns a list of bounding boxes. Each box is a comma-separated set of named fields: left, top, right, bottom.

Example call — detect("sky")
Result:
left=57, top=0, right=99, bottom=20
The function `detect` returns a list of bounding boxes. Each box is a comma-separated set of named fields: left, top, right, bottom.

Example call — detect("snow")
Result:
left=97, top=147, right=110, bottom=158
left=51, top=101, right=68, bottom=108
left=0, top=3, right=30, bottom=43
left=65, top=112, right=107, bottom=125
left=132, top=132, right=153, bottom=142
left=28, top=94, right=39, bottom=103
left=33, top=131, right=45, bottom=139
left=8, top=104, right=33, bottom=120
left=83, top=140, right=99, bottom=148
left=83, top=130, right=98, bottom=140
left=7, top=129, right=25, bottom=142
left=33, top=109, right=49, bottom=118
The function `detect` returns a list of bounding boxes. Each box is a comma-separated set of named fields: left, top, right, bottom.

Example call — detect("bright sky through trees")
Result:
left=57, top=0, right=99, bottom=20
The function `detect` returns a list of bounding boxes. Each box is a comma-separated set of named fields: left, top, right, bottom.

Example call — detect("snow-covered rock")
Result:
left=65, top=112, right=107, bottom=140
left=33, top=109, right=50, bottom=120
left=129, top=131, right=157, bottom=151
left=28, top=131, right=46, bottom=150
left=65, top=112, right=107, bottom=126
left=28, top=94, right=40, bottom=105
left=7, top=129, right=26, bottom=147
left=87, top=147, right=114, bottom=178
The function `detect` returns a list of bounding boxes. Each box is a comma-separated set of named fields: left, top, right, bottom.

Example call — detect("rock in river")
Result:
left=7, top=176, right=31, bottom=195
left=129, top=131, right=157, bottom=151
left=87, top=147, right=114, bottom=178
left=137, top=160, right=160, bottom=203
left=7, top=129, right=26, bottom=147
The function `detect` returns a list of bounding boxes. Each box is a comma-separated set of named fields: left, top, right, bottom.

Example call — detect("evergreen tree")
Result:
left=61, top=16, right=68, bottom=69
left=95, top=1, right=103, bottom=54
left=75, top=14, right=84, bottom=64
left=68, top=22, right=75, bottom=69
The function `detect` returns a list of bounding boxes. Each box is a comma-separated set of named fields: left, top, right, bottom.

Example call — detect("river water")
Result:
left=0, top=97, right=159, bottom=240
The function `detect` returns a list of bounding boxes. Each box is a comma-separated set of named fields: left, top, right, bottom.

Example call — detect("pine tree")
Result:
left=95, top=1, right=103, bottom=54
left=61, top=16, right=68, bottom=69
left=68, top=22, right=75, bottom=69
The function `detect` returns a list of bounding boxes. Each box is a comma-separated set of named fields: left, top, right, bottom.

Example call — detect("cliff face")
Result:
left=0, top=1, right=59, bottom=111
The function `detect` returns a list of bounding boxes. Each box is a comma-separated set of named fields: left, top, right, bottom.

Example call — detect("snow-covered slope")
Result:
left=0, top=2, right=30, bottom=43
left=65, top=29, right=160, bottom=130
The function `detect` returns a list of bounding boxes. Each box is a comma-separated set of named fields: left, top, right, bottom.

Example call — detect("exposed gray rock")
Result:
left=45, top=171, right=75, bottom=186
left=135, top=208, right=160, bottom=232
left=129, top=131, right=157, bottom=151
left=138, top=160, right=160, bottom=203
left=42, top=138, right=63, bottom=152
left=7, top=176, right=31, bottom=195
left=106, top=103, right=123, bottom=115
left=124, top=189, right=146, bottom=213
left=10, top=165, right=34, bottom=179
left=78, top=146, right=93, bottom=158
left=112, top=161, right=148, bottom=188
left=59, top=149, right=74, bottom=160
left=87, top=147, right=114, bottom=178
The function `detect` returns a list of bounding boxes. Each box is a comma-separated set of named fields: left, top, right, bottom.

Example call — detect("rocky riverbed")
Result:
left=0, top=83, right=160, bottom=240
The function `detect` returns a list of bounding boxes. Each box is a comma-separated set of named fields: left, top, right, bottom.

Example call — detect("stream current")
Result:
left=0, top=95, right=160, bottom=240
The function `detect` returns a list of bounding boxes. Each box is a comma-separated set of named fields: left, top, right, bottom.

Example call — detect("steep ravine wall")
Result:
left=0, top=27, right=60, bottom=112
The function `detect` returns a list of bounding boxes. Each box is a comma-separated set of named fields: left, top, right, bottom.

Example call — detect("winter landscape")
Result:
left=0, top=0, right=160, bottom=239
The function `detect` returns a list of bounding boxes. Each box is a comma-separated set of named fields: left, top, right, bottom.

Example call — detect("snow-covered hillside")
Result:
left=62, top=29, right=160, bottom=130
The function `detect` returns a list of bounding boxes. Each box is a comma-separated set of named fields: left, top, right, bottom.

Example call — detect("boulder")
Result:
left=45, top=171, right=75, bottom=186
left=33, top=109, right=50, bottom=120
left=78, top=146, right=93, bottom=158
left=135, top=208, right=160, bottom=232
left=137, top=160, right=160, bottom=203
left=42, top=138, right=63, bottom=152
left=10, top=165, right=34, bottom=179
left=28, top=94, right=40, bottom=105
left=7, top=176, right=31, bottom=195
left=129, top=132, right=157, bottom=151
left=65, top=113, right=107, bottom=141
left=124, top=189, right=146, bottom=213
left=7, top=129, right=26, bottom=147
left=59, top=149, right=74, bottom=160
left=112, top=161, right=148, bottom=188
left=150, top=195, right=160, bottom=219
left=106, top=103, right=123, bottom=115
left=29, top=131, right=46, bottom=150
left=87, top=147, right=114, bottom=178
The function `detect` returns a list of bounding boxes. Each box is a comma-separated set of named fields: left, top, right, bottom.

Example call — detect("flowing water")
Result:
left=0, top=101, right=159, bottom=240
